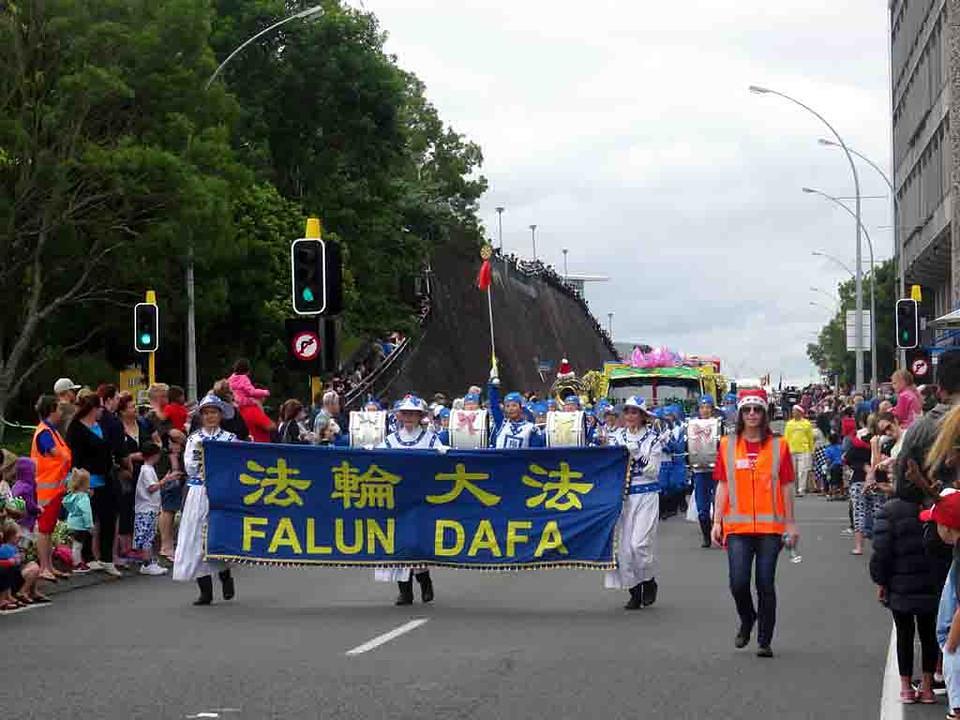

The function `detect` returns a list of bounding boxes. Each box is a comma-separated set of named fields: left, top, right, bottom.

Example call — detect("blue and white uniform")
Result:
left=604, top=412, right=664, bottom=591
left=173, top=403, right=237, bottom=582
left=374, top=396, right=445, bottom=583
left=488, top=384, right=544, bottom=449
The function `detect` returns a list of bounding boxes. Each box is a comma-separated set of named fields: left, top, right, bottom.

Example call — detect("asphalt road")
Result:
left=4, top=498, right=940, bottom=719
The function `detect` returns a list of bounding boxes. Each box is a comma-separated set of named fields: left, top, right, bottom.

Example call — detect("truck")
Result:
left=598, top=361, right=727, bottom=412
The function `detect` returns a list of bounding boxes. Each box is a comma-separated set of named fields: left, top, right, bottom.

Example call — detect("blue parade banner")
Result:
left=203, top=443, right=628, bottom=570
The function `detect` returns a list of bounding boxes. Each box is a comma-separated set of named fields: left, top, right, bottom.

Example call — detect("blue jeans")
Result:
left=693, top=471, right=715, bottom=523
left=727, top=533, right=783, bottom=647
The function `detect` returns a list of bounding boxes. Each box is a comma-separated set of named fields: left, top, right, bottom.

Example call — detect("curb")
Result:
left=43, top=565, right=146, bottom=597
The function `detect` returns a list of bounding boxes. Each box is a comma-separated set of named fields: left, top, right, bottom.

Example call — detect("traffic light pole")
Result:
left=145, top=290, right=158, bottom=386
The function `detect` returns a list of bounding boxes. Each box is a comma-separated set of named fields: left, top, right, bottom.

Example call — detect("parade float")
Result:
left=595, top=347, right=727, bottom=413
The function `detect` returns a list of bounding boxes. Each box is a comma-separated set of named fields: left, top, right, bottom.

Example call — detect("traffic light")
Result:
left=134, top=303, right=159, bottom=353
left=895, top=298, right=919, bottom=349
left=291, top=238, right=342, bottom=315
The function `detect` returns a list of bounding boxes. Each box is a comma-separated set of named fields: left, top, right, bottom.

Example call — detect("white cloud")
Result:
left=361, top=0, right=891, bottom=384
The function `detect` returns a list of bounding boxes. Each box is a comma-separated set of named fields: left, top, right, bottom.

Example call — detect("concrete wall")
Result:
left=386, top=245, right=616, bottom=398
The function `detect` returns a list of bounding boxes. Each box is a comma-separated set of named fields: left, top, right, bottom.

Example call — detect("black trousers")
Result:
left=891, top=610, right=938, bottom=677
left=91, top=485, right=116, bottom=563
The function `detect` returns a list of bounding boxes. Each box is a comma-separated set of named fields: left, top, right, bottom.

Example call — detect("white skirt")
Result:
left=373, top=566, right=428, bottom=582
left=172, top=485, right=224, bottom=582
left=604, top=492, right=659, bottom=589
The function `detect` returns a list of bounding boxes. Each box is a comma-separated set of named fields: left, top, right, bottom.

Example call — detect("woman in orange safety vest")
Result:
left=711, top=388, right=799, bottom=658
left=30, top=395, right=73, bottom=582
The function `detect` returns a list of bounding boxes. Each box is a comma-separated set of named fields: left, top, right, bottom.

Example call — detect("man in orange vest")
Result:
left=711, top=387, right=799, bottom=658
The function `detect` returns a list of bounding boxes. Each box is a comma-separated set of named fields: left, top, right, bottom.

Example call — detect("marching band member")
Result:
left=462, top=392, right=482, bottom=411
left=605, top=396, right=664, bottom=610
left=173, top=394, right=237, bottom=606
left=375, top=395, right=446, bottom=606
left=585, top=408, right=600, bottom=446
left=689, top=395, right=722, bottom=548
left=488, top=380, right=545, bottom=449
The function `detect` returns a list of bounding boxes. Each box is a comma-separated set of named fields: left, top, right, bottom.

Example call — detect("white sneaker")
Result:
left=86, top=560, right=103, bottom=571
left=139, top=562, right=168, bottom=576
left=101, top=563, right=122, bottom=577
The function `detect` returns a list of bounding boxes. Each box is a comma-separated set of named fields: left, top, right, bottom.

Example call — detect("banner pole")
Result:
left=486, top=283, right=497, bottom=373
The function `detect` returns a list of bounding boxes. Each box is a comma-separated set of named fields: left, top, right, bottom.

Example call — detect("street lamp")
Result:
left=182, top=3, right=325, bottom=402
left=562, top=248, right=569, bottom=280
left=529, top=224, right=538, bottom=261
left=819, top=137, right=905, bottom=369
left=802, top=187, right=877, bottom=391
left=811, top=250, right=855, bottom=278
left=751, top=84, right=865, bottom=391
left=810, top=286, right=840, bottom=308
left=495, top=207, right=504, bottom=251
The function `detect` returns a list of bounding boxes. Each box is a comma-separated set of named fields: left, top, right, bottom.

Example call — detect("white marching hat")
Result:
left=197, top=394, right=226, bottom=414
left=622, top=396, right=655, bottom=415
left=394, top=395, right=427, bottom=413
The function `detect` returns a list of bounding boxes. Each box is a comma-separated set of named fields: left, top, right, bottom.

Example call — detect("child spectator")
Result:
left=823, top=433, right=844, bottom=500
left=63, top=469, right=94, bottom=572
left=165, top=385, right=189, bottom=433
left=11, top=457, right=40, bottom=535
left=134, top=442, right=167, bottom=576
left=228, top=358, right=270, bottom=408
left=0, top=519, right=45, bottom=609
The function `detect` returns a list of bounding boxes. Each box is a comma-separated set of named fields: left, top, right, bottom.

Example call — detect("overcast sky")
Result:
left=361, top=0, right=891, bottom=384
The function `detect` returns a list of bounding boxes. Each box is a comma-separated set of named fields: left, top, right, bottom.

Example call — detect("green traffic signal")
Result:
left=141, top=333, right=152, bottom=345
left=302, top=288, right=315, bottom=302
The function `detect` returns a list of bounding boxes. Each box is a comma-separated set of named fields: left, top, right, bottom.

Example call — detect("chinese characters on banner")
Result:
left=203, top=443, right=628, bottom=569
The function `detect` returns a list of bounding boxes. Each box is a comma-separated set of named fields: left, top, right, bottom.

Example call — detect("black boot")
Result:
left=415, top=571, right=434, bottom=603
left=735, top=620, right=754, bottom=648
left=640, top=578, right=658, bottom=607
left=193, top=575, right=213, bottom=606
left=395, top=579, right=414, bottom=606
left=699, top=518, right=712, bottom=548
left=624, top=584, right=643, bottom=610
left=218, top=568, right=235, bottom=600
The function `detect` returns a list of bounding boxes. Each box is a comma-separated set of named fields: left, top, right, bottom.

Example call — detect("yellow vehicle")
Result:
left=598, top=360, right=727, bottom=412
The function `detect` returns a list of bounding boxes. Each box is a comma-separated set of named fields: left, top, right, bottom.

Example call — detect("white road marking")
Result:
left=345, top=618, right=429, bottom=656
left=879, top=623, right=903, bottom=720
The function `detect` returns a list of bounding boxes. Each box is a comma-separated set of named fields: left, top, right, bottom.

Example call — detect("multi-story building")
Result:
left=890, top=0, right=957, bottom=336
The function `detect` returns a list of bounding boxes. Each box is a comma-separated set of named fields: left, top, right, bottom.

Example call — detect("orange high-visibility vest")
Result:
left=30, top=422, right=72, bottom=506
left=719, top=435, right=787, bottom=537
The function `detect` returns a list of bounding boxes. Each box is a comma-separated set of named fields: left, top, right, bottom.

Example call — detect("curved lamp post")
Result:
left=802, top=187, right=877, bottom=391
left=175, top=4, right=325, bottom=401
left=750, top=85, right=865, bottom=390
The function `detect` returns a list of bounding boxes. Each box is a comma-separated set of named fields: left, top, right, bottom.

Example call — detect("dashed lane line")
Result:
left=345, top=618, right=430, bottom=656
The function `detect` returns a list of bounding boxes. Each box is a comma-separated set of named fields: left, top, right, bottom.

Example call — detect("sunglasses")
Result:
left=742, top=406, right=765, bottom=415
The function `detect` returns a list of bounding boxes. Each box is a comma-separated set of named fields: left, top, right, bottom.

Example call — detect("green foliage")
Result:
left=806, top=259, right=898, bottom=387
left=0, top=0, right=485, bottom=419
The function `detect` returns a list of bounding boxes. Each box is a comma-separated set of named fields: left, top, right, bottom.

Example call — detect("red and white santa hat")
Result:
left=737, top=388, right=768, bottom=411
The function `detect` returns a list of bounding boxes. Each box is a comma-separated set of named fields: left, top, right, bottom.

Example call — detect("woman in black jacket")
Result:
left=870, top=488, right=940, bottom=704
left=66, top=394, right=120, bottom=576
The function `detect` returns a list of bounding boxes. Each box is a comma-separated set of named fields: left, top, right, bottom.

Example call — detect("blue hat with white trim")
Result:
left=699, top=394, right=715, bottom=407
left=563, top=395, right=581, bottom=408
left=504, top=392, right=524, bottom=405
left=463, top=393, right=481, bottom=405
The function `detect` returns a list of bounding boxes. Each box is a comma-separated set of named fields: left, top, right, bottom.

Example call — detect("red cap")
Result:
left=919, top=491, right=960, bottom=529
left=737, top=388, right=768, bottom=410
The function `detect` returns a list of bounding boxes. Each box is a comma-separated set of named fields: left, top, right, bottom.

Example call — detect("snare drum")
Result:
left=449, top=409, right=489, bottom=449
left=686, top=418, right=720, bottom=469
left=349, top=411, right=387, bottom=449
left=546, top=411, right=586, bottom=447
